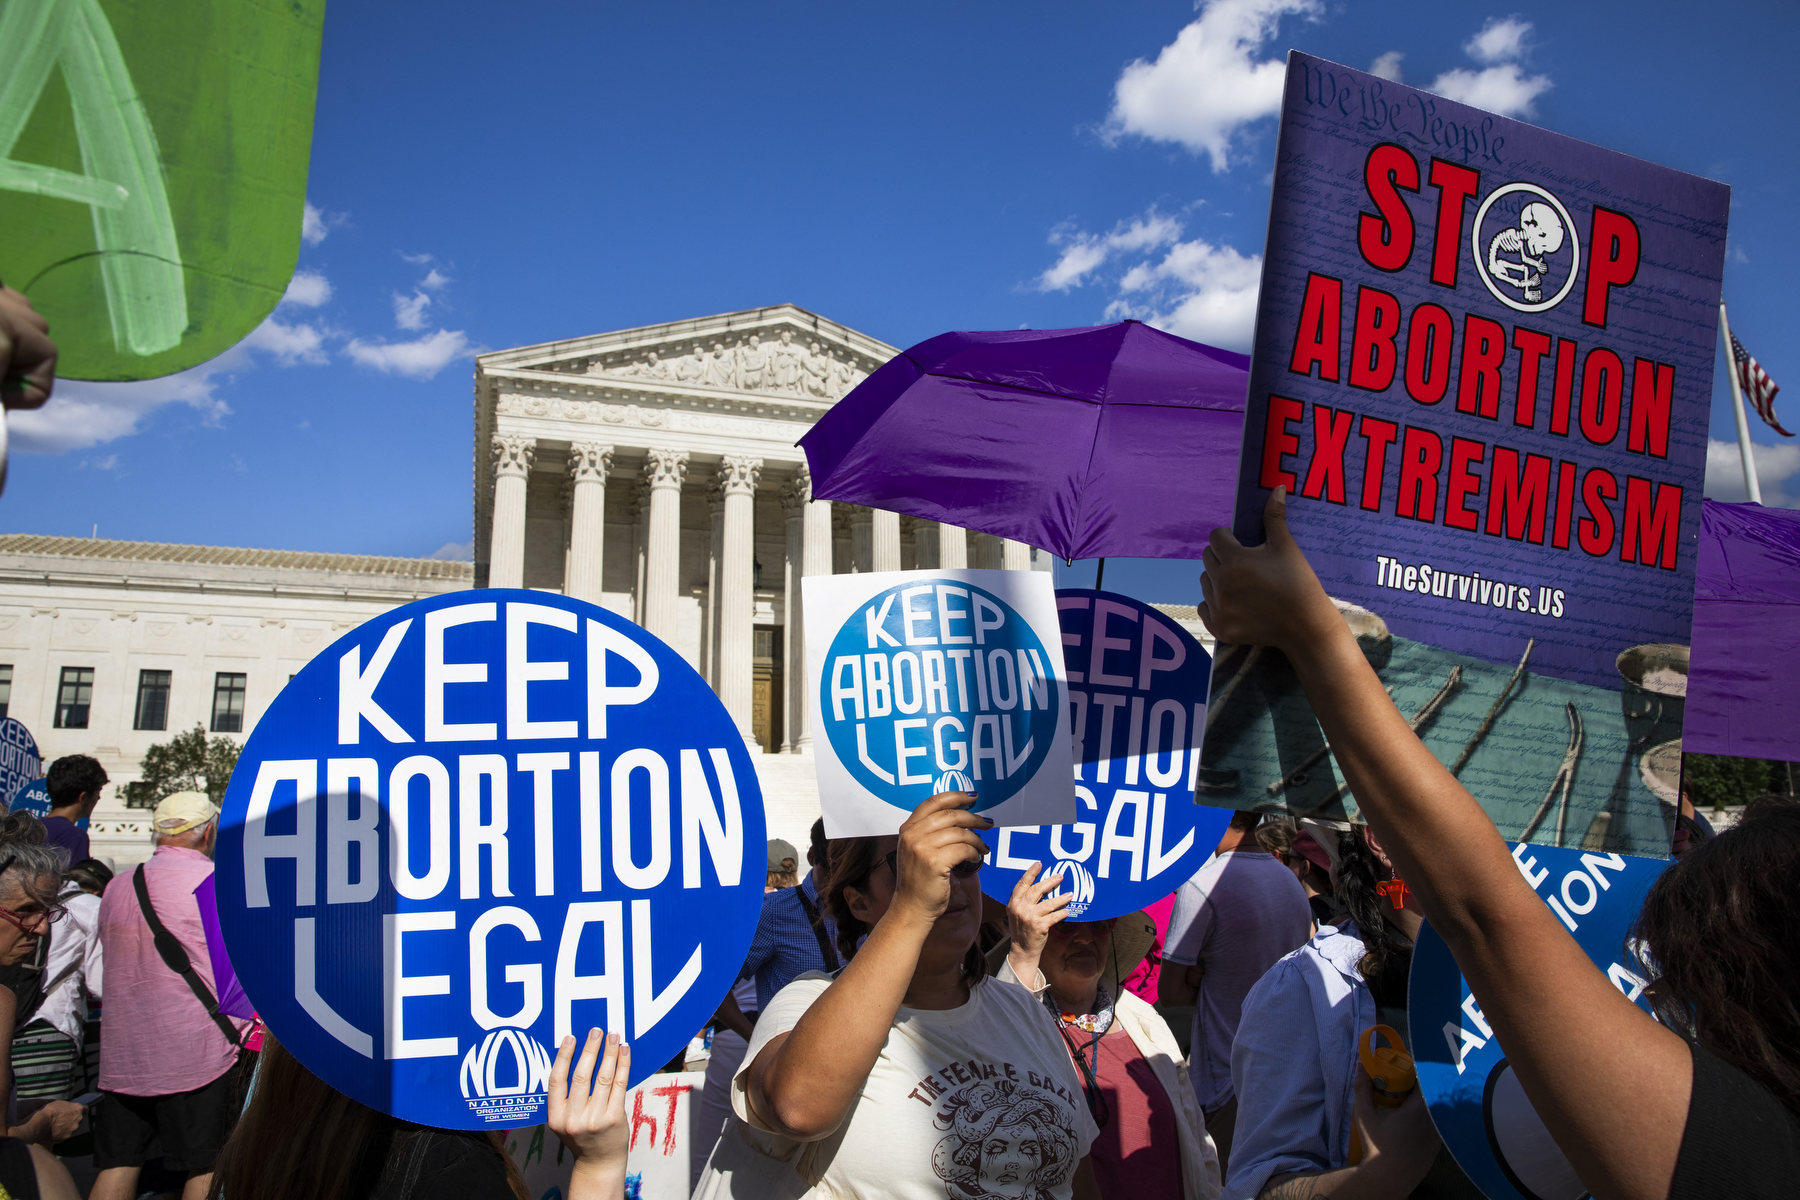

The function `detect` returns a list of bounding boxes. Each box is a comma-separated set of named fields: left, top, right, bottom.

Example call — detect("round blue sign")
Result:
left=0, top=718, right=42, bottom=812
left=819, top=579, right=1060, bottom=813
left=216, top=590, right=765, bottom=1129
left=980, top=591, right=1229, bottom=923
left=9, top=778, right=50, bottom=819
left=1410, top=843, right=1667, bottom=1200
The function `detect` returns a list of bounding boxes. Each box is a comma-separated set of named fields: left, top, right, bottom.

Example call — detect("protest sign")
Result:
left=0, top=719, right=42, bottom=811
left=0, top=0, right=325, bottom=380
left=215, top=590, right=765, bottom=1130
left=981, top=591, right=1230, bottom=922
left=1410, top=842, right=1665, bottom=1200
left=8, top=778, right=49, bottom=819
left=1204, top=52, right=1730, bottom=855
left=505, top=1070, right=703, bottom=1200
left=803, top=568, right=1076, bottom=837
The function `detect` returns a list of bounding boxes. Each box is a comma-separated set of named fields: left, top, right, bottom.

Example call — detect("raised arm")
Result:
left=746, top=792, right=990, bottom=1140
left=1198, top=487, right=1689, bottom=1200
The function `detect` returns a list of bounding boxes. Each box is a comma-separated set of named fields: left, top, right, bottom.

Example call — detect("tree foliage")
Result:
left=1681, top=751, right=1792, bottom=813
left=122, top=725, right=241, bottom=809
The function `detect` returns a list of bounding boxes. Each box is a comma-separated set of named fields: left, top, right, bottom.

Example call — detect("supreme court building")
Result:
left=0, top=305, right=1083, bottom=861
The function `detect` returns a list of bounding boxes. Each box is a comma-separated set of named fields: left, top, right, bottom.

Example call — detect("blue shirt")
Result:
left=739, top=873, right=840, bottom=1011
left=1225, top=923, right=1375, bottom=1200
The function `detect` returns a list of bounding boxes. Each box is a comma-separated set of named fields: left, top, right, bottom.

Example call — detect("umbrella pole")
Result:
left=1094, top=558, right=1106, bottom=590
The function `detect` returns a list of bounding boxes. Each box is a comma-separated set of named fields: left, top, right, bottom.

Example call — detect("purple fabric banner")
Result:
left=1203, top=53, right=1730, bottom=855
left=1686, top=500, right=1800, bottom=762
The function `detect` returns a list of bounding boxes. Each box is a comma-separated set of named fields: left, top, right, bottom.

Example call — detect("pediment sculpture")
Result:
left=584, top=329, right=873, bottom=399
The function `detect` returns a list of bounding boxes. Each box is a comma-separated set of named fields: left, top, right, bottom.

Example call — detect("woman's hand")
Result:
left=0, top=286, right=56, bottom=410
left=550, top=1029, right=631, bottom=1198
left=1350, top=1072, right=1440, bottom=1196
left=1005, top=861, right=1072, bottom=981
left=1198, top=487, right=1342, bottom=658
left=889, top=791, right=992, bottom=927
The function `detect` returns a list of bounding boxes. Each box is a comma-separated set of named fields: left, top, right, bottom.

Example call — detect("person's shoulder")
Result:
left=381, top=1129, right=511, bottom=1200
left=1674, top=1042, right=1800, bottom=1198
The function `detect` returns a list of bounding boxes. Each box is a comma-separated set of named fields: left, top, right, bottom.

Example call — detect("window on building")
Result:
left=55, top=667, right=93, bottom=729
left=0, top=665, right=11, bottom=720
left=211, top=673, right=247, bottom=734
left=134, top=669, right=172, bottom=731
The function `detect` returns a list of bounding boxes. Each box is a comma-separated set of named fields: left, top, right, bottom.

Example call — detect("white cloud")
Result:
left=1705, top=438, right=1800, bottom=507
left=1038, top=213, right=1183, bottom=292
left=1428, top=62, right=1552, bottom=117
left=345, top=329, right=477, bottom=380
left=393, top=290, right=433, bottom=331
left=243, top=315, right=331, bottom=366
left=399, top=250, right=435, bottom=266
left=9, top=356, right=236, bottom=453
left=1465, top=16, right=1531, bottom=65
left=301, top=201, right=345, bottom=246
left=419, top=268, right=451, bottom=292
left=83, top=454, right=119, bottom=471
left=1105, top=236, right=1263, bottom=350
left=281, top=269, right=332, bottom=308
left=1427, top=17, right=1551, bottom=118
left=1370, top=51, right=1405, bottom=82
left=1106, top=0, right=1320, bottom=172
left=426, top=540, right=473, bottom=561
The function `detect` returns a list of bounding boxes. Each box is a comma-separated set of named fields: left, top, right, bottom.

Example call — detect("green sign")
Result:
left=0, top=0, right=325, bottom=381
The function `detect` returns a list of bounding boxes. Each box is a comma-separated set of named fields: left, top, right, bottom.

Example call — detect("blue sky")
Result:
left=7, top=0, right=1797, bottom=605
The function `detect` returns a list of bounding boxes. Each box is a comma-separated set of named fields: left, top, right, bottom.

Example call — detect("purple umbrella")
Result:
left=1685, top=499, right=1800, bottom=763
left=799, top=321, right=1248, bottom=562
left=193, top=873, right=256, bottom=1020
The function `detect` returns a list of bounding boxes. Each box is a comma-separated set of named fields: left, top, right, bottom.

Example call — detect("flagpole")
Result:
left=1720, top=302, right=1764, bottom=504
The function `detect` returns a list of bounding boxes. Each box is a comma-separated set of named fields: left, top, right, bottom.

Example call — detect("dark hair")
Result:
left=822, top=836, right=985, bottom=989
left=1229, top=809, right=1262, bottom=833
left=1255, top=816, right=1296, bottom=856
left=1335, top=828, right=1412, bottom=1007
left=0, top=812, right=66, bottom=907
left=1633, top=795, right=1800, bottom=1116
left=208, top=1034, right=530, bottom=1200
left=66, top=858, right=114, bottom=894
left=45, top=755, right=107, bottom=809
left=809, top=818, right=828, bottom=866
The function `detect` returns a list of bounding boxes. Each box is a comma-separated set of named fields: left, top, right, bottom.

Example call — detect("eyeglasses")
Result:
left=879, top=849, right=982, bottom=880
left=0, top=903, right=65, bottom=934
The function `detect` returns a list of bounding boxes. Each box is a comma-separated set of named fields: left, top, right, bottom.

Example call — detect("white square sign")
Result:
left=803, top=568, right=1077, bottom=837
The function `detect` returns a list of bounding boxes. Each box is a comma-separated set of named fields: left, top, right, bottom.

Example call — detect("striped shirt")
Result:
left=740, top=873, right=840, bottom=1011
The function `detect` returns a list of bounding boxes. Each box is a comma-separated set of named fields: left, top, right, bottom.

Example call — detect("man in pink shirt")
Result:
left=91, top=792, right=246, bottom=1200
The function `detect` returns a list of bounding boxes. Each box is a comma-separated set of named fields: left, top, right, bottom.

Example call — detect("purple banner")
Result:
left=1202, top=53, right=1729, bottom=855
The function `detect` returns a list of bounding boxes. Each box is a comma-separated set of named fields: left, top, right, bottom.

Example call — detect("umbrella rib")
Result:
left=916, top=365, right=1242, bottom=412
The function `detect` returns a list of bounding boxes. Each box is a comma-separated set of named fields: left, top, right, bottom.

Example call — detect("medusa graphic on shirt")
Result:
left=931, top=1078, right=1080, bottom=1199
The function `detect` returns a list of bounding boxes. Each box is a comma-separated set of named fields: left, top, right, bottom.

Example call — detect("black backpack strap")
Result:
left=132, top=866, right=243, bottom=1050
left=793, top=884, right=840, bottom=972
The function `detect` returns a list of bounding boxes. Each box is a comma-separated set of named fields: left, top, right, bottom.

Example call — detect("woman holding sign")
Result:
left=1198, top=487, right=1800, bottom=1200
left=1004, top=865, right=1221, bottom=1200
left=713, top=792, right=1102, bottom=1199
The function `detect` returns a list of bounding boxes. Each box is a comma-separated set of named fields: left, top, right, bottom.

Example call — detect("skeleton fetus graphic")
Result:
left=1488, top=202, right=1566, bottom=302
left=931, top=1078, right=1080, bottom=1199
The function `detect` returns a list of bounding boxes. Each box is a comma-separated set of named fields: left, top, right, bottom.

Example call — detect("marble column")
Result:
left=642, top=449, right=688, bottom=643
left=1002, top=538, right=1032, bottom=571
left=717, top=455, right=762, bottom=740
left=937, top=522, right=968, bottom=569
left=850, top=507, right=873, bottom=573
left=872, top=509, right=901, bottom=572
left=564, top=442, right=612, bottom=604
left=632, top=476, right=651, bottom=624
left=488, top=434, right=535, bottom=589
left=705, top=481, right=725, bottom=685
left=798, top=477, right=834, bottom=753
left=781, top=473, right=807, bottom=753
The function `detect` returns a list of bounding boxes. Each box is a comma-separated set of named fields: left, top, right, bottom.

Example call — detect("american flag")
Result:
left=1731, top=333, right=1792, bottom=437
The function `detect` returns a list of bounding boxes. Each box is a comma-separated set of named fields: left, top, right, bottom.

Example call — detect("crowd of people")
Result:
left=8, top=287, right=1800, bottom=1199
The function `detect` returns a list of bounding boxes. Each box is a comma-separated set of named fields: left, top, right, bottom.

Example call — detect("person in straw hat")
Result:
left=1004, top=863, right=1221, bottom=1200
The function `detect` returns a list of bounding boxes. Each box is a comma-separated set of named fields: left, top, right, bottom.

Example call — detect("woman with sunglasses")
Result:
left=708, top=791, right=1102, bottom=1199
left=1004, top=865, right=1221, bottom=1200
left=0, top=815, right=85, bottom=1199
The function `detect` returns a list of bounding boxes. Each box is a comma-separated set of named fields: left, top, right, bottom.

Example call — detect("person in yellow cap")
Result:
left=91, top=792, right=246, bottom=1200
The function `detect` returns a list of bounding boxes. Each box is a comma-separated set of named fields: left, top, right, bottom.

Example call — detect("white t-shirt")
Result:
left=731, top=972, right=1099, bottom=1200
left=34, top=889, right=103, bottom=1044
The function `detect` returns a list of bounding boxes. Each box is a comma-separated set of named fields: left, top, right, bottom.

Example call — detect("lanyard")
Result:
left=1056, top=1017, right=1112, bottom=1130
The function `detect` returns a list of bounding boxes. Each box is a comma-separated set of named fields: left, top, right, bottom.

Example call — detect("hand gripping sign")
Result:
left=1409, top=842, right=1666, bottom=1200
left=981, top=591, right=1231, bottom=922
left=215, top=591, right=765, bottom=1130
left=803, top=569, right=1076, bottom=837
